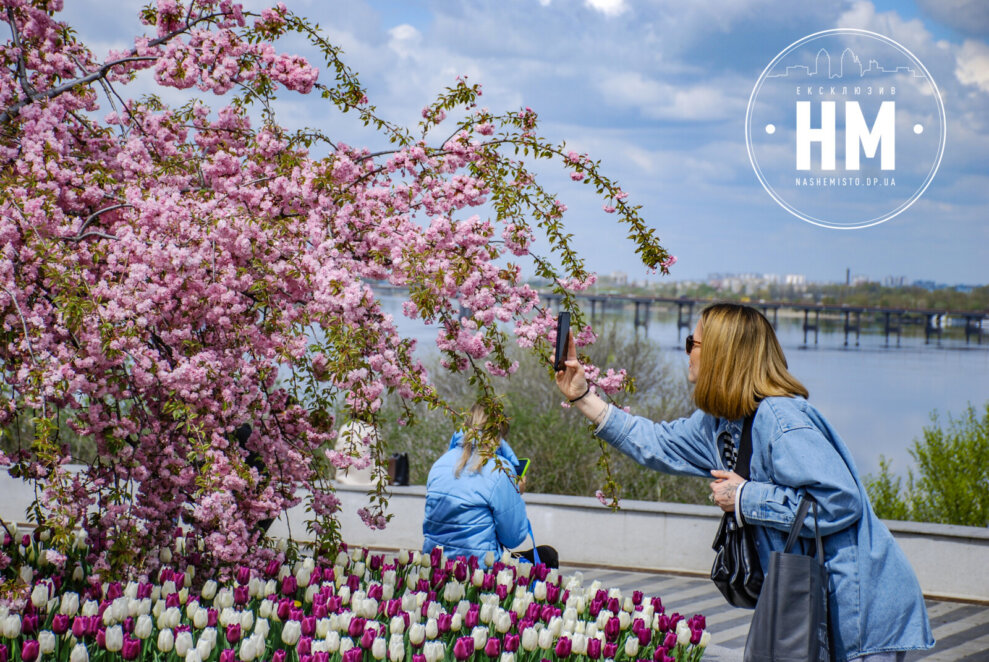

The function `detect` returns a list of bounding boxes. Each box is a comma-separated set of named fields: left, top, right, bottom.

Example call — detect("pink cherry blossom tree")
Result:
left=0, top=0, right=673, bottom=579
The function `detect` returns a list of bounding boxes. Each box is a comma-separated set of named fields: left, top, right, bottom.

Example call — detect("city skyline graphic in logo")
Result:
left=746, top=29, right=946, bottom=230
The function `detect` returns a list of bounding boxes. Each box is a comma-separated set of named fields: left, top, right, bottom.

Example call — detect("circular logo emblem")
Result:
left=745, top=29, right=946, bottom=229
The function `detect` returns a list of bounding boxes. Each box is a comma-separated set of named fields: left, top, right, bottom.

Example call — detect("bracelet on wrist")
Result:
left=569, top=385, right=591, bottom=403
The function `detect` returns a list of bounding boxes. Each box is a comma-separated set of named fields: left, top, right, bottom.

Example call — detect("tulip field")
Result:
left=0, top=530, right=708, bottom=662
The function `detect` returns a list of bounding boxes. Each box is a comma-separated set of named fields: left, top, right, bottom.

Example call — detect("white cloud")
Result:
left=956, top=40, right=989, bottom=93
left=917, top=0, right=989, bottom=37
left=597, top=71, right=745, bottom=121
left=387, top=24, right=422, bottom=59
left=584, top=0, right=628, bottom=17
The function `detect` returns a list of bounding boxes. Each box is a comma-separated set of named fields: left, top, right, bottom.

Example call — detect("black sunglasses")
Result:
left=685, top=334, right=702, bottom=354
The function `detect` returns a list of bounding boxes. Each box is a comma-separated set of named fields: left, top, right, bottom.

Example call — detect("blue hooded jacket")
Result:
left=421, top=433, right=529, bottom=564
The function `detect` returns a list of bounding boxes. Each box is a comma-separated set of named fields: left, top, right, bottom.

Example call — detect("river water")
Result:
left=380, top=296, right=988, bottom=478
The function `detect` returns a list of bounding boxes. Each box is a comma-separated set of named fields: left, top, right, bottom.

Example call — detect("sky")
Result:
left=60, top=0, right=989, bottom=286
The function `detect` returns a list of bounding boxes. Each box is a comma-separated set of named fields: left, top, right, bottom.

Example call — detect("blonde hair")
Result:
left=692, top=303, right=808, bottom=420
left=455, top=403, right=510, bottom=477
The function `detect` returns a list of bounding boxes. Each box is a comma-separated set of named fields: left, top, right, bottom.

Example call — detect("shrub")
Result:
left=866, top=402, right=989, bottom=526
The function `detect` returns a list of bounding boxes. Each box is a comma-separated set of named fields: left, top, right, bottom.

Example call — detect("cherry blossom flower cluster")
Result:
left=0, top=0, right=673, bottom=577
left=0, top=530, right=709, bottom=661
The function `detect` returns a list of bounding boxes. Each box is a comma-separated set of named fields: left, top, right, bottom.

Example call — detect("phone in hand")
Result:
left=515, top=457, right=531, bottom=480
left=554, top=312, right=571, bottom=372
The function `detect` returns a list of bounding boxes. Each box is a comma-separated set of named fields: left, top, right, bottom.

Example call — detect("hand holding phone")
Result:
left=515, top=457, right=531, bottom=479
left=554, top=312, right=571, bottom=372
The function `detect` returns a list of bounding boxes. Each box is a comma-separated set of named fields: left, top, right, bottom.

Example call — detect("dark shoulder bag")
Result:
left=744, top=495, right=833, bottom=662
left=710, top=411, right=764, bottom=608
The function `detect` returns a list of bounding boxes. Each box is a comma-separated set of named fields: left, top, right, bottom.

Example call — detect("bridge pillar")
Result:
left=802, top=308, right=819, bottom=345
left=883, top=311, right=902, bottom=347
left=843, top=310, right=861, bottom=347
left=925, top=314, right=942, bottom=346
left=634, top=300, right=651, bottom=333
left=965, top=316, right=983, bottom=345
left=676, top=301, right=694, bottom=336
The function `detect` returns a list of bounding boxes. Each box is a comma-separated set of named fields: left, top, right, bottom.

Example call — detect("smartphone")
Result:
left=515, top=457, right=531, bottom=480
left=554, top=312, right=571, bottom=372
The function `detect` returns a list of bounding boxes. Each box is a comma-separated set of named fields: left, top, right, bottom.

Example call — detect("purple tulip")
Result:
left=437, top=613, right=453, bottom=634
left=277, top=599, right=293, bottom=621
left=652, top=597, right=664, bottom=613
left=603, top=643, right=618, bottom=659
left=586, top=638, right=602, bottom=660
left=689, top=614, right=706, bottom=630
left=430, top=547, right=443, bottom=568
left=71, top=616, right=87, bottom=638
left=657, top=614, right=670, bottom=633
left=604, top=616, right=621, bottom=642
left=368, top=584, right=383, bottom=601
left=360, top=626, right=377, bottom=649
left=554, top=636, right=572, bottom=658
left=467, top=604, right=482, bottom=629
left=281, top=575, right=298, bottom=596
left=484, top=637, right=501, bottom=658
left=165, top=592, right=180, bottom=608
left=633, top=590, right=644, bottom=606
left=546, top=583, right=560, bottom=604
left=314, top=652, right=331, bottom=662
left=0, top=643, right=7, bottom=662
left=22, top=613, right=38, bottom=635
left=370, top=554, right=384, bottom=571
left=454, top=562, right=467, bottom=582
left=495, top=584, right=508, bottom=601
left=138, top=583, right=153, bottom=599
left=299, top=636, right=313, bottom=655
left=21, top=640, right=39, bottom=662
left=652, top=646, right=668, bottom=662
left=313, top=603, right=328, bottom=619
left=607, top=597, right=620, bottom=614
left=234, top=585, right=250, bottom=605
left=273, top=650, right=288, bottom=662
left=302, top=616, right=316, bottom=637
left=237, top=566, right=251, bottom=585
left=52, top=613, right=70, bottom=635
left=690, top=628, right=702, bottom=645
left=525, top=603, right=540, bottom=621
left=96, top=629, right=105, bottom=649
left=349, top=616, right=367, bottom=639
left=347, top=574, right=361, bottom=592
left=504, top=633, right=520, bottom=653
left=663, top=632, right=678, bottom=649
left=413, top=655, right=426, bottom=662
left=220, top=650, right=237, bottom=662
left=106, top=582, right=123, bottom=601
left=207, top=608, right=218, bottom=627
left=122, top=636, right=141, bottom=661
left=637, top=626, right=652, bottom=647
left=86, top=615, right=100, bottom=637
left=343, top=648, right=363, bottom=662
left=453, top=636, right=475, bottom=661
left=226, top=623, right=242, bottom=644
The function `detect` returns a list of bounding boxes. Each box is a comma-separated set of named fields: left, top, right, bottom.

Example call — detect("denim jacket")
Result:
left=596, top=397, right=934, bottom=661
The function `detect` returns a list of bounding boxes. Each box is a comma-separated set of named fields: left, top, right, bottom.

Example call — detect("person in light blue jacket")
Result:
left=422, top=403, right=557, bottom=567
left=555, top=303, right=933, bottom=662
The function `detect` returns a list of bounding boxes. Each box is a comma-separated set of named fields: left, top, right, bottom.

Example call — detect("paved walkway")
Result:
left=560, top=565, right=989, bottom=662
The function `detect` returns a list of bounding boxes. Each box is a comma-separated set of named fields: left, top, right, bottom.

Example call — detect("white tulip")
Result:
left=340, top=636, right=355, bottom=654
left=338, top=586, right=351, bottom=605
left=186, top=651, right=202, bottom=662
left=175, top=630, right=194, bottom=657
left=624, top=636, right=639, bottom=657
left=618, top=611, right=630, bottom=630
left=408, top=622, right=426, bottom=645
left=31, top=583, right=50, bottom=609
left=282, top=620, right=302, bottom=645
left=390, top=615, right=406, bottom=635
left=135, top=614, right=153, bottom=639
left=326, top=631, right=341, bottom=652
left=425, top=617, right=438, bottom=639
left=254, top=618, right=270, bottom=640
left=72, top=565, right=84, bottom=582
left=500, top=653, right=515, bottom=662
left=425, top=641, right=446, bottom=662
left=105, top=624, right=124, bottom=652
left=70, top=642, right=90, bottom=662
left=162, top=580, right=177, bottom=596
left=699, top=631, right=711, bottom=647
left=258, top=599, right=273, bottom=619
left=371, top=637, right=387, bottom=660
left=484, top=551, right=495, bottom=567
left=158, top=628, right=175, bottom=652
left=196, top=636, right=212, bottom=660
left=533, top=581, right=547, bottom=601
left=586, top=623, right=598, bottom=639
left=521, top=627, right=538, bottom=652
left=193, top=607, right=207, bottom=629
left=39, top=630, right=56, bottom=654
left=239, top=636, right=258, bottom=662
left=389, top=634, right=405, bottom=662
left=278, top=564, right=290, bottom=580
left=495, top=610, right=512, bottom=634
left=572, top=633, right=588, bottom=655
left=264, top=579, right=277, bottom=597
left=249, top=577, right=263, bottom=598
left=472, top=626, right=489, bottom=650
left=2, top=614, right=21, bottom=638
left=537, top=628, right=553, bottom=650
left=479, top=603, right=494, bottom=625
left=241, top=610, right=254, bottom=632
left=159, top=547, right=172, bottom=563
left=549, top=616, right=563, bottom=638
left=201, top=580, right=218, bottom=600
left=676, top=621, right=691, bottom=646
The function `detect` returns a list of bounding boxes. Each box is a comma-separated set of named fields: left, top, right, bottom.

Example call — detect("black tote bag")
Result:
left=711, top=412, right=764, bottom=608
left=744, top=496, right=832, bottom=662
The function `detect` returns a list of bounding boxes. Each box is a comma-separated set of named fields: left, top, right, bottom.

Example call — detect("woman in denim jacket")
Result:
left=556, top=303, right=933, bottom=662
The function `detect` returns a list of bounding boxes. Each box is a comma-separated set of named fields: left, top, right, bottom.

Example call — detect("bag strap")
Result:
left=526, top=520, right=541, bottom=565
left=735, top=412, right=756, bottom=479
left=783, top=495, right=824, bottom=563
